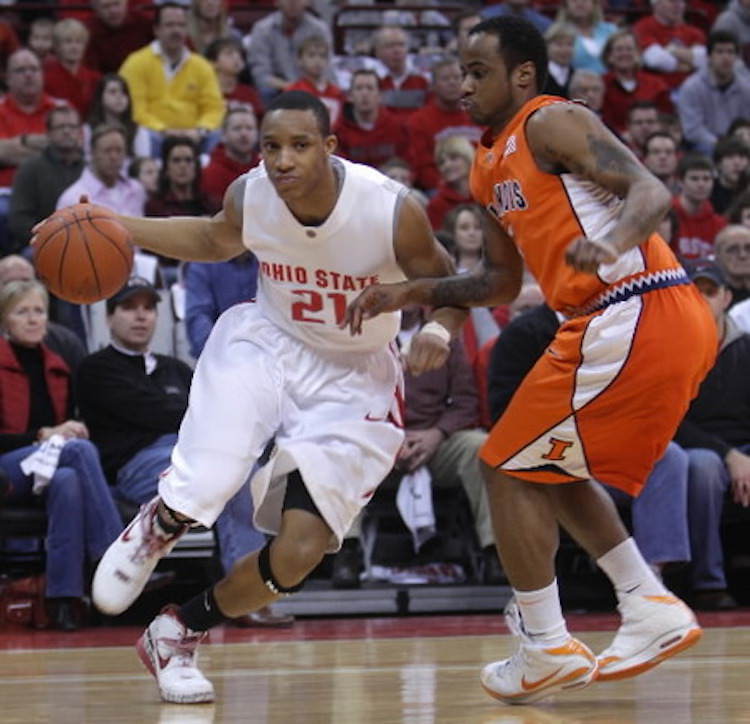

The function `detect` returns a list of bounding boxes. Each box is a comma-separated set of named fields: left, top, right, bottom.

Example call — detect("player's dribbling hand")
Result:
left=405, top=329, right=451, bottom=376
left=565, top=236, right=619, bottom=274
left=342, top=282, right=411, bottom=335
left=30, top=195, right=91, bottom=243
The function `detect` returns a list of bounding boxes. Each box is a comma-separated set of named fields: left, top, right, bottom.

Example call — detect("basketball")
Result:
left=32, top=203, right=134, bottom=304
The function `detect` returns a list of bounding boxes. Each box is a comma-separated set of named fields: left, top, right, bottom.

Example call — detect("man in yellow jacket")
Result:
left=119, top=3, right=224, bottom=152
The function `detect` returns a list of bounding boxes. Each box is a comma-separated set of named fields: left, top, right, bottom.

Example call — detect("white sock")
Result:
left=597, top=538, right=667, bottom=599
left=514, top=579, right=569, bottom=647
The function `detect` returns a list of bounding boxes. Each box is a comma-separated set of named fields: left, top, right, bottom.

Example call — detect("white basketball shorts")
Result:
left=158, top=302, right=404, bottom=551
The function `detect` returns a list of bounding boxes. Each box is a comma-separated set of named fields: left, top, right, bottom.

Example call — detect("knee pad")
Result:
left=258, top=539, right=306, bottom=596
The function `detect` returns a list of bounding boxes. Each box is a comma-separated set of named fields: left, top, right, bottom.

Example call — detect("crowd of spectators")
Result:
left=1, top=0, right=750, bottom=625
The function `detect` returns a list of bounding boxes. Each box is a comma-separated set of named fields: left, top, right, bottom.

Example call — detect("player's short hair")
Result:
left=677, top=153, right=714, bottom=179
left=296, top=34, right=330, bottom=58
left=264, top=90, right=331, bottom=137
left=468, top=16, right=548, bottom=91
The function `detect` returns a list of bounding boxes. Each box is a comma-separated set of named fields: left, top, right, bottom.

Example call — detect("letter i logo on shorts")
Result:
left=542, top=437, right=574, bottom=461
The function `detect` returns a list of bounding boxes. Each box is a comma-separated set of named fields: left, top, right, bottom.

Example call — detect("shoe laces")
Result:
left=130, top=502, right=182, bottom=564
left=160, top=631, right=206, bottom=668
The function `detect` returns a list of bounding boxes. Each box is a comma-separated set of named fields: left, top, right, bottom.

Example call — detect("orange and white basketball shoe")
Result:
left=93, top=496, right=189, bottom=615
left=137, top=605, right=215, bottom=704
left=480, top=602, right=599, bottom=705
left=597, top=593, right=702, bottom=681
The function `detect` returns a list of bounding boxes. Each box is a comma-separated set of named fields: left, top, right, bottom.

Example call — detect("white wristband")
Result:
left=419, top=320, right=451, bottom=345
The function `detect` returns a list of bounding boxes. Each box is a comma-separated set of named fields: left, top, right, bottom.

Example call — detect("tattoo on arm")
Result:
left=425, top=267, right=498, bottom=308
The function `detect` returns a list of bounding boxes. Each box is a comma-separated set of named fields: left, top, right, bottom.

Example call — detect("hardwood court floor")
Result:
left=1, top=611, right=750, bottom=723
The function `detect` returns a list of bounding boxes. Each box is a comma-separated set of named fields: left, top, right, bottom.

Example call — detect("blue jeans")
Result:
left=684, top=444, right=750, bottom=591
left=116, top=434, right=265, bottom=573
left=1, top=439, right=123, bottom=597
left=606, top=442, right=690, bottom=566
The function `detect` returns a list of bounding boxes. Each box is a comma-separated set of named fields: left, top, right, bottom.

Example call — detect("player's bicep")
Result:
left=393, top=191, right=455, bottom=279
left=206, top=176, right=249, bottom=259
left=527, top=104, right=652, bottom=198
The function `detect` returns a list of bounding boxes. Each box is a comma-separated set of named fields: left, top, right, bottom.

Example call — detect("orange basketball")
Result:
left=32, top=203, right=134, bottom=304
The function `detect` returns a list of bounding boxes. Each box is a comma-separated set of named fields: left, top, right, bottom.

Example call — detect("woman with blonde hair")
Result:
left=556, top=0, right=617, bottom=73
left=0, top=280, right=122, bottom=630
left=427, top=136, right=475, bottom=230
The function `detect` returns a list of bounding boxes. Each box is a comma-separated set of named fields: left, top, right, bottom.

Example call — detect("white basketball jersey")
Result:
left=241, top=157, right=408, bottom=353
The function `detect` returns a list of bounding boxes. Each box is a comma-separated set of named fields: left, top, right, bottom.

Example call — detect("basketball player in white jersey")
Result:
left=74, top=92, right=474, bottom=704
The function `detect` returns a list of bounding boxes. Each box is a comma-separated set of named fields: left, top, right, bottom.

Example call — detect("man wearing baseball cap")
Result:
left=77, top=277, right=292, bottom=626
left=674, top=260, right=750, bottom=610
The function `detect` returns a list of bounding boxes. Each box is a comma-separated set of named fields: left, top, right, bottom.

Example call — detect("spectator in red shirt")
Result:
left=85, top=0, right=153, bottom=75
left=27, top=18, right=55, bottom=66
left=643, top=131, right=680, bottom=193
left=44, top=19, right=102, bottom=118
left=0, top=49, right=61, bottom=189
left=407, top=56, right=481, bottom=191
left=633, top=0, right=706, bottom=90
left=201, top=106, right=259, bottom=209
left=672, top=154, right=727, bottom=260
left=335, top=69, right=409, bottom=169
left=601, top=29, right=672, bottom=135
left=426, top=136, right=474, bottom=230
left=204, top=37, right=264, bottom=118
left=286, top=35, right=345, bottom=127
left=373, top=25, right=429, bottom=118
left=624, top=100, right=661, bottom=159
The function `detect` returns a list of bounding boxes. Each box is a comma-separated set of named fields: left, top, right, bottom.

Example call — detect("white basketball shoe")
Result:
left=93, top=496, right=189, bottom=615
left=480, top=602, right=599, bottom=705
left=137, top=605, right=215, bottom=704
left=597, top=593, right=702, bottom=681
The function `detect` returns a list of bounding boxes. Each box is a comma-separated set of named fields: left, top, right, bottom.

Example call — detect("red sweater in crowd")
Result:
left=602, top=71, right=673, bottom=133
left=334, top=107, right=409, bottom=169
left=85, top=10, right=153, bottom=74
left=0, top=339, right=69, bottom=436
left=287, top=77, right=345, bottom=127
left=43, top=58, right=101, bottom=118
left=379, top=73, right=430, bottom=118
left=201, top=144, right=259, bottom=209
left=671, top=196, right=727, bottom=260
left=406, top=101, right=481, bottom=190
left=426, top=183, right=473, bottom=230
left=632, top=16, right=706, bottom=89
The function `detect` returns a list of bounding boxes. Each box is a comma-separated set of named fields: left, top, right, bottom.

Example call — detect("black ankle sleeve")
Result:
left=179, top=587, right=228, bottom=632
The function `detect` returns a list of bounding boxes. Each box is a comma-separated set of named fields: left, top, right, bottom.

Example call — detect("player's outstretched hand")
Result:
left=565, top=236, right=619, bottom=274
left=406, top=328, right=451, bottom=376
left=343, top=282, right=411, bottom=335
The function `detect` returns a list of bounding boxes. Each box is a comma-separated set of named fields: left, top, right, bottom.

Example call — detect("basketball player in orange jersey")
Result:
left=43, top=91, right=467, bottom=704
left=345, top=17, right=717, bottom=704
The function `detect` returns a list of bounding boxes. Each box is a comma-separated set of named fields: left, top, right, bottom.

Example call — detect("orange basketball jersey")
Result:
left=470, top=95, right=683, bottom=315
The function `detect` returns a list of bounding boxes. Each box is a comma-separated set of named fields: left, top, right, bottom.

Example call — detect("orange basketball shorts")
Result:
left=480, top=283, right=717, bottom=496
